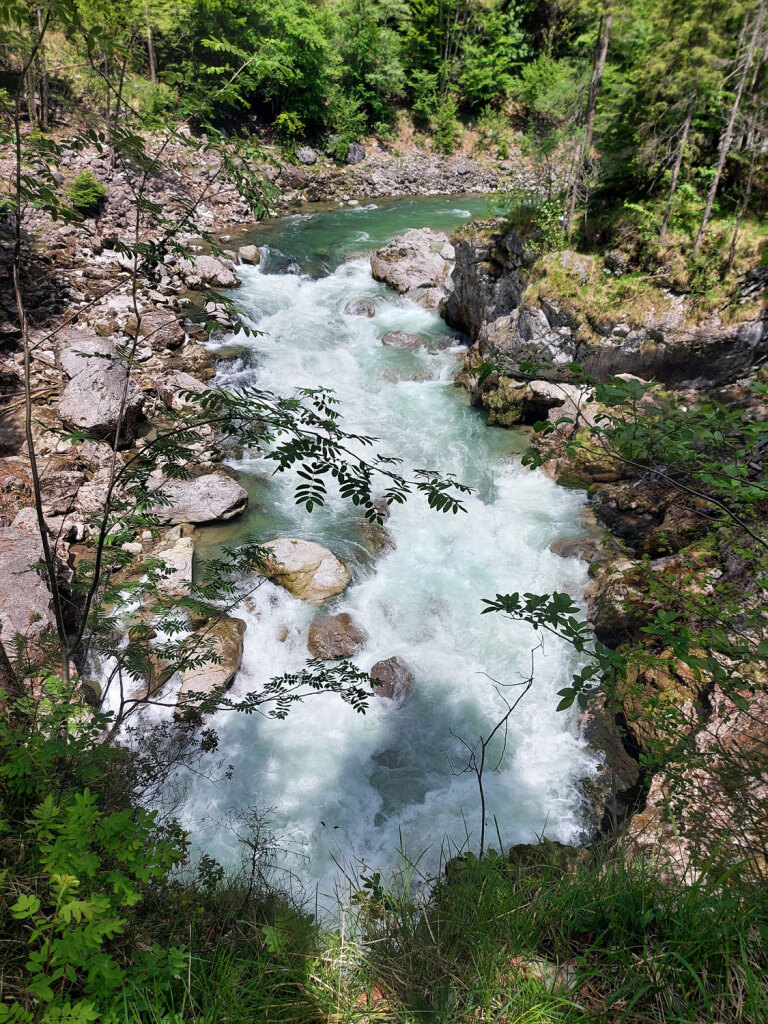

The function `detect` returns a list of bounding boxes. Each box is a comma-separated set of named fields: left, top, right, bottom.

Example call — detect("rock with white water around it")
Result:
left=238, top=244, right=261, bottom=265
left=382, top=331, right=425, bottom=351
left=155, top=369, right=207, bottom=412
left=307, top=613, right=368, bottom=659
left=177, top=254, right=240, bottom=290
left=344, top=298, right=376, bottom=317
left=262, top=538, right=351, bottom=602
left=176, top=617, right=246, bottom=713
left=56, top=332, right=144, bottom=444
left=149, top=471, right=248, bottom=525
left=296, top=147, right=318, bottom=165
left=371, top=228, right=449, bottom=295
left=0, top=527, right=57, bottom=651
left=370, top=656, right=414, bottom=701
left=154, top=536, right=194, bottom=597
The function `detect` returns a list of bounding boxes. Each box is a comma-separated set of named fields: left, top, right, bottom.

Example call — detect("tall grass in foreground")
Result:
left=147, top=840, right=768, bottom=1023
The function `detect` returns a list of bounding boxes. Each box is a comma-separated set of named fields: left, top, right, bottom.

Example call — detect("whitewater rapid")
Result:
left=181, top=200, right=597, bottom=902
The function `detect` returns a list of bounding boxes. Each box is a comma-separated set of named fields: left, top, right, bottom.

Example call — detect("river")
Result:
left=181, top=196, right=597, bottom=903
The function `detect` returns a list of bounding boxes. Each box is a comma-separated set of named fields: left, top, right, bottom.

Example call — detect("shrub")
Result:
left=67, top=170, right=107, bottom=214
left=433, top=96, right=462, bottom=155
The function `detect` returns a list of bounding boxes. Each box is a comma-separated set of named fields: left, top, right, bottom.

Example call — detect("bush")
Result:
left=325, top=89, right=367, bottom=162
left=433, top=96, right=462, bottom=155
left=67, top=170, right=107, bottom=214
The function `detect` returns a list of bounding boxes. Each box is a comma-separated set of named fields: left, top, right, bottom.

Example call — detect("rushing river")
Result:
left=182, top=196, right=597, bottom=902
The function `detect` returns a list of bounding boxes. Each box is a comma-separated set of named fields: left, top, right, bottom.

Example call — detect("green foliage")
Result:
left=432, top=95, right=461, bottom=155
left=325, top=88, right=367, bottom=161
left=475, top=104, right=510, bottom=159
left=66, top=171, right=107, bottom=214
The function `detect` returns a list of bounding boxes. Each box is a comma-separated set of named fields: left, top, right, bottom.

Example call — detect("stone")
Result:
left=238, top=245, right=261, bottom=265
left=370, top=656, right=414, bottom=701
left=155, top=369, right=207, bottom=412
left=371, top=228, right=450, bottom=295
left=296, top=147, right=318, bottom=165
left=307, top=612, right=368, bottom=659
left=176, top=617, right=246, bottom=712
left=148, top=471, right=248, bottom=524
left=176, top=254, right=240, bottom=290
left=344, top=298, right=376, bottom=317
left=153, top=536, right=194, bottom=597
left=261, top=537, right=351, bottom=602
left=382, top=331, right=425, bottom=351
left=57, top=333, right=144, bottom=444
left=346, top=142, right=366, bottom=165
left=0, top=527, right=57, bottom=651
left=137, top=308, right=185, bottom=350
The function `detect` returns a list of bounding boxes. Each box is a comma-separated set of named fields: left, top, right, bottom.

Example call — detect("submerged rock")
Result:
left=307, top=612, right=367, bottom=659
left=344, top=298, right=376, bottom=317
left=382, top=331, right=425, bottom=351
left=262, top=537, right=351, bottom=602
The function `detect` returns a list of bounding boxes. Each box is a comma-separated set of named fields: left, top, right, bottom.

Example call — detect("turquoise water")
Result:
left=182, top=197, right=596, bottom=903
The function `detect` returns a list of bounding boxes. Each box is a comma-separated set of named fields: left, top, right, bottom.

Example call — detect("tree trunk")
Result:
left=693, top=0, right=766, bottom=257
left=36, top=5, right=49, bottom=128
left=146, top=8, right=157, bottom=85
left=565, top=6, right=613, bottom=237
left=660, top=89, right=696, bottom=242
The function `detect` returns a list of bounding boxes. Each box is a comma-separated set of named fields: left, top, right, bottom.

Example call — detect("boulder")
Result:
left=57, top=333, right=144, bottom=444
left=382, top=331, right=425, bottom=351
left=371, top=229, right=450, bottom=295
left=0, top=527, right=57, bottom=651
left=261, top=537, right=351, bottom=602
left=370, top=656, right=414, bottom=701
left=176, top=617, right=246, bottom=711
left=136, top=308, right=185, bottom=350
left=153, top=536, right=194, bottom=598
left=307, top=612, right=367, bottom=659
left=176, top=254, right=240, bottom=290
left=346, top=142, right=366, bottom=165
left=296, top=147, right=318, bottom=166
left=344, top=298, right=376, bottom=318
left=149, top=471, right=248, bottom=525
left=238, top=244, right=261, bottom=265
left=155, top=369, right=207, bottom=412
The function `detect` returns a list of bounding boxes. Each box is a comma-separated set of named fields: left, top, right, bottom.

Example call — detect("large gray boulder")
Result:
left=346, top=142, right=366, bottom=165
left=0, top=527, right=57, bottom=651
left=177, top=254, right=240, bottom=290
left=176, top=616, right=246, bottom=712
left=136, top=308, right=185, bottom=350
left=261, top=538, right=351, bottom=602
left=371, top=228, right=450, bottom=296
left=149, top=471, right=248, bottom=524
left=57, top=332, right=144, bottom=444
left=296, top=147, right=318, bottom=165
left=307, top=612, right=367, bottom=659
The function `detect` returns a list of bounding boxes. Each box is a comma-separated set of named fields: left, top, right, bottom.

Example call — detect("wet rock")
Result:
left=238, top=245, right=261, bottom=265
left=382, top=331, right=425, bottom=351
left=296, top=147, right=318, bottom=165
left=0, top=527, right=57, bottom=651
left=261, top=537, right=351, bottom=602
left=307, top=612, right=367, bottom=659
left=176, top=616, right=246, bottom=712
left=370, top=656, right=414, bottom=700
left=344, top=298, right=375, bottom=317
left=153, top=535, right=194, bottom=597
left=149, top=471, right=248, bottom=524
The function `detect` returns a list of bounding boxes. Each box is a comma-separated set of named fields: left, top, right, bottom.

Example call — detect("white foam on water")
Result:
left=180, top=210, right=597, bottom=904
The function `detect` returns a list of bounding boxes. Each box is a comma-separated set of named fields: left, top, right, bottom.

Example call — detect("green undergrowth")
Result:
left=3, top=692, right=768, bottom=1024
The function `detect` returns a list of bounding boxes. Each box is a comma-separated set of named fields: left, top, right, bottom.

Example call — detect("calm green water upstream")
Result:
left=181, top=196, right=597, bottom=902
